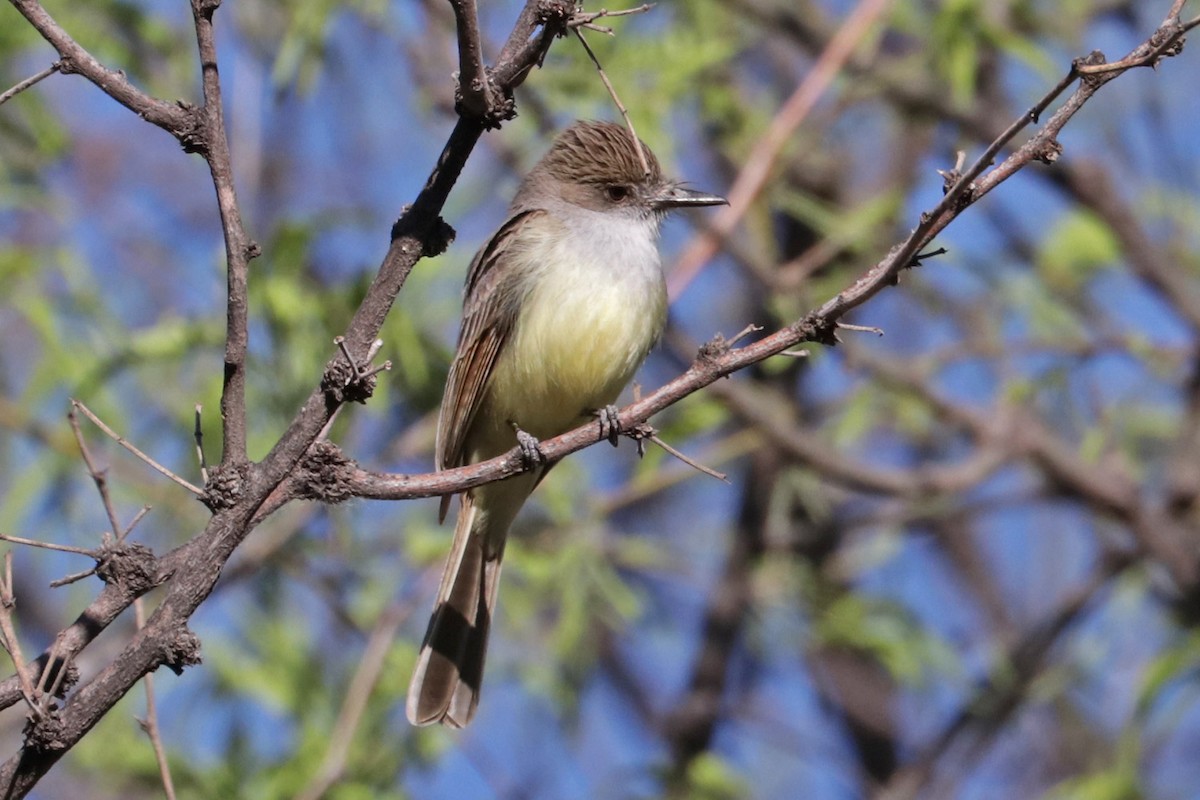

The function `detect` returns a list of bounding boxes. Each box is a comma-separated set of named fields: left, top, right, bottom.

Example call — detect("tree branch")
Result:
left=189, top=0, right=255, bottom=467
left=7, top=0, right=196, bottom=140
left=0, top=2, right=578, bottom=794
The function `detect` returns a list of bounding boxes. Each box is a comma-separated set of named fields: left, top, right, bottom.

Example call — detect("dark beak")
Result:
left=650, top=184, right=728, bottom=211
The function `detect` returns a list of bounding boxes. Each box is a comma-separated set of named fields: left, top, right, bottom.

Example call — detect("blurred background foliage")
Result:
left=2, top=0, right=1200, bottom=798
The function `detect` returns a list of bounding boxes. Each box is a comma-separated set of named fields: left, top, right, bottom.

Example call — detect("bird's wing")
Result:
left=435, top=209, right=546, bottom=482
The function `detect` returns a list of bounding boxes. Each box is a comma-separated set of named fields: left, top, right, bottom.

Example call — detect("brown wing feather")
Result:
left=436, top=209, right=545, bottom=482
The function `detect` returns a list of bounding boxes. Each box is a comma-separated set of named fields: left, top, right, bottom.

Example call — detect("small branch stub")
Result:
left=295, top=441, right=356, bottom=504
left=25, top=710, right=68, bottom=754
left=322, top=338, right=391, bottom=406
left=94, top=541, right=158, bottom=594
left=1034, top=138, right=1064, bottom=164
left=158, top=628, right=202, bottom=676
left=455, top=67, right=516, bottom=129
left=420, top=214, right=455, bottom=258
left=201, top=461, right=250, bottom=510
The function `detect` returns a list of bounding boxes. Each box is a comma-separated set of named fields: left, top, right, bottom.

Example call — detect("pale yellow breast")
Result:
left=478, top=209, right=667, bottom=450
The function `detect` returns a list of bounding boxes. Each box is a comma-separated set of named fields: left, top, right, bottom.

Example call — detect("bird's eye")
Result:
left=605, top=185, right=630, bottom=202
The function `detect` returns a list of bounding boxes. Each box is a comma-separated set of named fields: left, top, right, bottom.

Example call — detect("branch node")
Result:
left=1074, top=50, right=1108, bottom=86
left=422, top=214, right=456, bottom=257
left=626, top=422, right=655, bottom=458
left=322, top=338, right=389, bottom=405
left=159, top=627, right=202, bottom=676
left=193, top=0, right=221, bottom=19
left=24, top=708, right=67, bottom=754
left=295, top=441, right=357, bottom=503
left=177, top=103, right=207, bottom=155
left=455, top=67, right=516, bottom=129
left=1034, top=137, right=1064, bottom=164
left=200, top=461, right=250, bottom=510
left=95, top=541, right=158, bottom=595
left=538, top=0, right=577, bottom=30
left=796, top=314, right=838, bottom=347
left=696, top=332, right=732, bottom=363
left=1148, top=24, right=1187, bottom=61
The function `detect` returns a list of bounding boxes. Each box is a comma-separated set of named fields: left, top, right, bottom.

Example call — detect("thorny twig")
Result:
left=71, top=401, right=204, bottom=496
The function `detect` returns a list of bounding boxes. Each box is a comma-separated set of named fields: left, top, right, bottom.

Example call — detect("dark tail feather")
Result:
left=407, top=499, right=503, bottom=727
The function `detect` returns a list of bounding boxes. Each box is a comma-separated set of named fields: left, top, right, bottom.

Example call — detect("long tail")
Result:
left=406, top=494, right=505, bottom=727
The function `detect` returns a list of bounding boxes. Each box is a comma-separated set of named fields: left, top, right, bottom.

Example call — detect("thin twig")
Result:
left=48, top=568, right=99, bottom=589
left=68, top=406, right=123, bottom=539
left=134, top=599, right=177, bottom=800
left=193, top=404, right=208, bottom=486
left=728, top=324, right=764, bottom=347
left=1075, top=15, right=1200, bottom=73
left=7, top=0, right=193, bottom=135
left=0, top=553, right=42, bottom=718
left=0, top=62, right=60, bottom=106
left=120, top=506, right=153, bottom=542
left=570, top=4, right=655, bottom=27
left=0, top=534, right=95, bottom=556
left=629, top=426, right=729, bottom=483
left=572, top=27, right=651, bottom=177
left=837, top=322, right=885, bottom=336
left=71, top=400, right=204, bottom=496
left=36, top=634, right=72, bottom=702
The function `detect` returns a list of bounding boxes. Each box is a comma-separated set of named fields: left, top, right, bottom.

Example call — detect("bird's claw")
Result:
left=511, top=424, right=546, bottom=468
left=594, top=404, right=622, bottom=447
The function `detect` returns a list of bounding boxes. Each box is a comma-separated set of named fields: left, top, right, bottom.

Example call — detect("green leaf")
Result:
left=684, top=753, right=749, bottom=800
left=1037, top=210, right=1120, bottom=291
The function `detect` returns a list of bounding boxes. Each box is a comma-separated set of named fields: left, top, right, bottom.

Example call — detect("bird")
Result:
left=407, top=120, right=726, bottom=727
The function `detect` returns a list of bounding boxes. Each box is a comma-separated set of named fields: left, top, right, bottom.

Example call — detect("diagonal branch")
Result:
left=7, top=0, right=195, bottom=138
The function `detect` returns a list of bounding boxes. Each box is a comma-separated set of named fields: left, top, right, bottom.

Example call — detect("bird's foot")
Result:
left=593, top=404, right=622, bottom=447
left=510, top=423, right=546, bottom=468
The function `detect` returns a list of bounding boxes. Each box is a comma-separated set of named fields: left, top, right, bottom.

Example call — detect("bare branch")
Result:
left=189, top=0, right=256, bottom=467
left=71, top=401, right=203, bottom=496
left=7, top=0, right=194, bottom=137
left=0, top=62, right=60, bottom=106
left=0, top=2, right=587, bottom=792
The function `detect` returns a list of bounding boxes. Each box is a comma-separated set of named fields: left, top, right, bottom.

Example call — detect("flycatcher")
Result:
left=407, top=120, right=726, bottom=727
